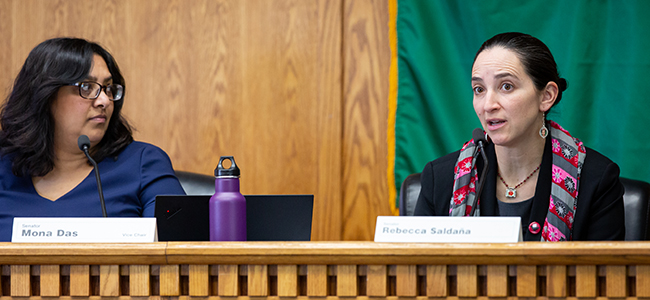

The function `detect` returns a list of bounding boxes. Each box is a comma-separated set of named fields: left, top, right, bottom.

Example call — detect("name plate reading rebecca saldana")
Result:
left=374, top=216, right=522, bottom=243
left=12, top=217, right=157, bottom=243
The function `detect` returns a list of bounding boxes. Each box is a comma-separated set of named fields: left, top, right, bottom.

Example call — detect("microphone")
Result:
left=78, top=135, right=107, bottom=217
left=470, top=128, right=489, bottom=216
left=472, top=127, right=488, bottom=150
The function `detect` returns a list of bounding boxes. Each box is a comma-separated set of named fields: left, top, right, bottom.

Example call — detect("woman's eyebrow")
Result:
left=472, top=72, right=519, bottom=83
left=494, top=72, right=518, bottom=80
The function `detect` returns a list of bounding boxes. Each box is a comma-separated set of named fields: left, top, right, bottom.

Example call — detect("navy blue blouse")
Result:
left=0, top=141, right=186, bottom=241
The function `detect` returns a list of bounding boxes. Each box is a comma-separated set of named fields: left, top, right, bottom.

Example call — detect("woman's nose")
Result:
left=483, top=90, right=499, bottom=111
left=94, top=89, right=111, bottom=108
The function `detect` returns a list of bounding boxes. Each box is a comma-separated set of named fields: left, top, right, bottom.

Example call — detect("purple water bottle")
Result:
left=209, top=156, right=246, bottom=241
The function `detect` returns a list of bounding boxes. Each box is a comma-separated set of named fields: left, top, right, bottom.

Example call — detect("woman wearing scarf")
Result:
left=413, top=32, right=625, bottom=241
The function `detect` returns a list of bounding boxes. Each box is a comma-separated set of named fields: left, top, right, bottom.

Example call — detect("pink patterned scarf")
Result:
left=449, top=121, right=585, bottom=241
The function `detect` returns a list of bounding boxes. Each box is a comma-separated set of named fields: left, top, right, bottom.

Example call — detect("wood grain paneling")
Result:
left=396, top=264, right=417, bottom=296
left=277, top=265, right=298, bottom=296
left=99, top=265, right=120, bottom=296
left=8, top=1, right=125, bottom=74
left=638, top=265, right=650, bottom=297
left=366, top=264, right=387, bottom=296
left=546, top=265, right=566, bottom=297
left=160, top=265, right=180, bottom=296
left=218, top=264, right=238, bottom=296
left=10, top=265, right=30, bottom=297
left=0, top=0, right=390, bottom=241
left=427, top=265, right=447, bottom=297
left=516, top=265, right=537, bottom=297
left=576, top=265, right=596, bottom=297
left=122, top=0, right=343, bottom=240
left=307, top=264, right=327, bottom=296
left=248, top=264, right=268, bottom=296
left=337, top=265, right=357, bottom=296
left=457, top=265, right=477, bottom=297
left=342, top=0, right=392, bottom=240
left=129, top=265, right=150, bottom=296
left=0, top=0, right=12, bottom=95
left=188, top=264, right=209, bottom=296
left=606, top=265, right=626, bottom=297
left=69, top=265, right=90, bottom=296
left=486, top=265, right=507, bottom=297
left=3, top=242, right=650, bottom=299
left=40, top=265, right=60, bottom=296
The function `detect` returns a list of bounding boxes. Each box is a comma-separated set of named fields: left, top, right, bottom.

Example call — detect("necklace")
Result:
left=498, top=164, right=541, bottom=198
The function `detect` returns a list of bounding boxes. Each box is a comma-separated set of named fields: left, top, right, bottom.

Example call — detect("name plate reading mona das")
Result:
left=374, top=216, right=522, bottom=243
left=12, top=217, right=157, bottom=243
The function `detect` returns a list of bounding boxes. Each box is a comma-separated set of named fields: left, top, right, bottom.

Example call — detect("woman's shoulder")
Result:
left=117, top=141, right=171, bottom=158
left=102, top=141, right=174, bottom=171
left=583, top=146, right=618, bottom=170
left=579, top=146, right=622, bottom=194
left=426, top=150, right=462, bottom=171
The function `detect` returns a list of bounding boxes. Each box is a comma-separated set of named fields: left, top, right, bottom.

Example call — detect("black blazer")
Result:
left=413, top=137, right=626, bottom=241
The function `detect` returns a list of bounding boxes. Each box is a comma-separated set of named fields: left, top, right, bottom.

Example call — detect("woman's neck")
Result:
left=495, top=136, right=545, bottom=182
left=32, top=142, right=93, bottom=201
left=51, top=140, right=93, bottom=174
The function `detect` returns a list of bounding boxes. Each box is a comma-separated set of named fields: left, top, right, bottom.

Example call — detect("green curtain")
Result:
left=394, top=0, right=650, bottom=208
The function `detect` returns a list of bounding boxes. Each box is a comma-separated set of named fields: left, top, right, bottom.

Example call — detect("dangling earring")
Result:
left=539, top=112, right=548, bottom=138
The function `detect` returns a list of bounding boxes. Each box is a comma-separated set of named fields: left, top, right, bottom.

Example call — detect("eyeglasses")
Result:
left=70, top=81, right=124, bottom=101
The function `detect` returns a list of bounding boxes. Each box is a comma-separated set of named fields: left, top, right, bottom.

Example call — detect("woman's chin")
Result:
left=487, top=134, right=511, bottom=147
left=83, top=132, right=106, bottom=145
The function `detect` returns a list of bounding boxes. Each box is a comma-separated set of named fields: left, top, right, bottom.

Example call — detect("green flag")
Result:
left=390, top=0, right=650, bottom=211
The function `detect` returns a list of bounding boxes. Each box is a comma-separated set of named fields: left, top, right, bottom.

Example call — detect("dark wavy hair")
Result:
left=0, top=37, right=133, bottom=177
left=474, top=32, right=568, bottom=116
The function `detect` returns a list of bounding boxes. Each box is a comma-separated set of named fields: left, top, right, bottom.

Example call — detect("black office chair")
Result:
left=620, top=177, right=650, bottom=240
left=399, top=173, right=650, bottom=241
left=175, top=170, right=215, bottom=195
left=399, top=173, right=423, bottom=217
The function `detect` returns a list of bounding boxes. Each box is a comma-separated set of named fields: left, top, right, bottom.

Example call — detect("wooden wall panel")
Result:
left=121, top=0, right=343, bottom=240
left=0, top=0, right=390, bottom=241
left=342, top=0, right=391, bottom=240
left=7, top=1, right=126, bottom=75
left=0, top=0, right=11, bottom=96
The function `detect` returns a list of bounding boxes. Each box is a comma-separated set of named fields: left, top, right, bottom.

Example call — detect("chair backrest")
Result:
left=398, top=173, right=650, bottom=241
left=620, top=177, right=650, bottom=240
left=399, top=173, right=422, bottom=217
left=175, top=170, right=215, bottom=195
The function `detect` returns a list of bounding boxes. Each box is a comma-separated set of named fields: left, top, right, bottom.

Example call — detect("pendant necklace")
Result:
left=498, top=164, right=541, bottom=198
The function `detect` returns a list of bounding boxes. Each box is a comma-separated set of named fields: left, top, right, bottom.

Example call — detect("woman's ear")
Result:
left=540, top=81, right=558, bottom=112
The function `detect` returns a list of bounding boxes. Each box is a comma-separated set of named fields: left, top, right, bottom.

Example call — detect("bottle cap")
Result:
left=215, top=156, right=241, bottom=177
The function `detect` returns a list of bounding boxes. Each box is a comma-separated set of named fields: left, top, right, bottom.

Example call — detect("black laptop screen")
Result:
left=155, top=195, right=313, bottom=241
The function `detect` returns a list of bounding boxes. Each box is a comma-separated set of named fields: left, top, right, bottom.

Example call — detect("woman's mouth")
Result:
left=486, top=119, right=506, bottom=130
left=89, top=115, right=107, bottom=122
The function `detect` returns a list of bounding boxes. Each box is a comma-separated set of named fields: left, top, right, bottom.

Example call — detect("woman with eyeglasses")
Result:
left=0, top=37, right=186, bottom=241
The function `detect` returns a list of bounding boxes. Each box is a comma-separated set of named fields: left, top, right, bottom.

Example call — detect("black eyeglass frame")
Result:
left=69, top=81, right=124, bottom=101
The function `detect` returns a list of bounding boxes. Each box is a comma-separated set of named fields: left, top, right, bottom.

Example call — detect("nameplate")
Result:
left=374, top=216, right=522, bottom=243
left=12, top=217, right=157, bottom=243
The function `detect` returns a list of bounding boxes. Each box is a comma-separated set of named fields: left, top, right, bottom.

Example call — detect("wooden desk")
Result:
left=1, top=241, right=650, bottom=299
